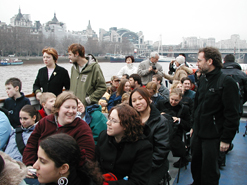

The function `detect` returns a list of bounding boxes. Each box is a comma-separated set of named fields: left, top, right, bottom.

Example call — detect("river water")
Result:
left=0, top=61, right=190, bottom=98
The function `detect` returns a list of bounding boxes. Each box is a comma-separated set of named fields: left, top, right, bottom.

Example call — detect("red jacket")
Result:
left=23, top=114, right=95, bottom=166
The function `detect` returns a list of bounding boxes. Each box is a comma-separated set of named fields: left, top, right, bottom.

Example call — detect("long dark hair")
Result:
left=129, top=87, right=151, bottom=108
left=39, top=134, right=104, bottom=185
left=21, top=104, right=41, bottom=122
left=116, top=79, right=128, bottom=97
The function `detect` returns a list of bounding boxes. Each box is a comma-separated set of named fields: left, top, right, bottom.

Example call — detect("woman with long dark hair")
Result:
left=129, top=87, right=170, bottom=185
left=107, top=79, right=130, bottom=111
left=33, top=133, right=103, bottom=185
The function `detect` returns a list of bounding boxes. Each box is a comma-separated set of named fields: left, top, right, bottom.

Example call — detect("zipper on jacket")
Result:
left=213, top=115, right=219, bottom=134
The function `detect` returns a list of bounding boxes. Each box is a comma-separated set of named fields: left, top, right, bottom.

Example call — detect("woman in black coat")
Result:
left=156, top=88, right=191, bottom=168
left=96, top=104, right=152, bottom=185
left=33, top=47, right=70, bottom=100
left=129, top=87, right=170, bottom=185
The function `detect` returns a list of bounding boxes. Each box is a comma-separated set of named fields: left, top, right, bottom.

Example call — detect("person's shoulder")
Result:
left=56, top=64, right=68, bottom=71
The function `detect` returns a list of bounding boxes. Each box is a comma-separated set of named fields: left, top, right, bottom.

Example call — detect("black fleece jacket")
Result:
left=193, top=68, right=240, bottom=143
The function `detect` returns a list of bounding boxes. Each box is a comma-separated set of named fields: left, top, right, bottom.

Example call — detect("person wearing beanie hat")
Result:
left=175, top=55, right=185, bottom=66
left=164, top=55, right=193, bottom=84
left=224, top=54, right=235, bottom=63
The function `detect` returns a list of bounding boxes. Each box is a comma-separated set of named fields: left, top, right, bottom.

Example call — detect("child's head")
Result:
left=40, top=92, right=56, bottom=114
left=20, top=105, right=41, bottom=128
left=5, top=78, right=22, bottom=98
left=121, top=93, right=130, bottom=104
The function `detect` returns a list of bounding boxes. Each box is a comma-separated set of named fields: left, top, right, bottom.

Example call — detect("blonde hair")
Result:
left=39, top=92, right=56, bottom=105
left=170, top=88, right=183, bottom=99
left=121, top=93, right=130, bottom=103
left=146, top=82, right=157, bottom=93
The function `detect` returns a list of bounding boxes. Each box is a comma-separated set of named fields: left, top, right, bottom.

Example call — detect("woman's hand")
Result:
left=26, top=166, right=36, bottom=178
left=190, top=128, right=193, bottom=137
left=36, top=92, right=42, bottom=101
left=172, top=117, right=180, bottom=123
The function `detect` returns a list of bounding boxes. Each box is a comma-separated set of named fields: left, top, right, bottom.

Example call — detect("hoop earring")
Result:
left=58, top=176, right=68, bottom=185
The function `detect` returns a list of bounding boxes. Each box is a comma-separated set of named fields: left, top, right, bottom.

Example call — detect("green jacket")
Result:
left=70, top=55, right=106, bottom=106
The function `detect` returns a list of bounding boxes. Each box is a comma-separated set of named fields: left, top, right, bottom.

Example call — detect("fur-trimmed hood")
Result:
left=0, top=151, right=28, bottom=185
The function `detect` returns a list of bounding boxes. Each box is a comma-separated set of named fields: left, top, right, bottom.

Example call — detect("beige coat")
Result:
left=0, top=151, right=28, bottom=185
left=164, top=65, right=193, bottom=84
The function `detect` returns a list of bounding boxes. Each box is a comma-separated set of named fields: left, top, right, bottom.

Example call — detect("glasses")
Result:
left=107, top=118, right=120, bottom=124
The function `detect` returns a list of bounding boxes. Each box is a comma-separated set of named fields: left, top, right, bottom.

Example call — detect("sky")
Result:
left=0, top=0, right=247, bottom=45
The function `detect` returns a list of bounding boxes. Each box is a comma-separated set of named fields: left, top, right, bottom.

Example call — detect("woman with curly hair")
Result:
left=96, top=104, right=152, bottom=185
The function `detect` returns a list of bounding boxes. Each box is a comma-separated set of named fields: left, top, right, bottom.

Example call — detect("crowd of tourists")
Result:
left=0, top=44, right=247, bottom=185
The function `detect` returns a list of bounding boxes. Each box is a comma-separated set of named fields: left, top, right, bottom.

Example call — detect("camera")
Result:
left=152, top=65, right=156, bottom=70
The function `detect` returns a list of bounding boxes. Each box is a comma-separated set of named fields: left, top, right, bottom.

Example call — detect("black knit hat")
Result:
left=224, top=54, right=235, bottom=63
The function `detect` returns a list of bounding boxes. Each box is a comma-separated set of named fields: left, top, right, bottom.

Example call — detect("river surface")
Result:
left=0, top=61, right=196, bottom=98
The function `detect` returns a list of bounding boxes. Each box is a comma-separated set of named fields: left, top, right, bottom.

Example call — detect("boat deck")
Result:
left=168, top=119, right=247, bottom=185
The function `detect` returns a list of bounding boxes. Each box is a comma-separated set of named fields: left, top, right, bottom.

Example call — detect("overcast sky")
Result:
left=0, top=0, right=246, bottom=45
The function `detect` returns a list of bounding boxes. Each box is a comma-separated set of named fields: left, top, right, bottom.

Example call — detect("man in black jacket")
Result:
left=190, top=47, right=240, bottom=185
left=221, top=54, right=247, bottom=113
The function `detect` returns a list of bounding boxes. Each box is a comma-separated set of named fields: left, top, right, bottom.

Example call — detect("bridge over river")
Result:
left=158, top=49, right=247, bottom=63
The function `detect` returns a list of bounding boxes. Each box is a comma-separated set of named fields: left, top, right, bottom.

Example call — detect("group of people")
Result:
left=0, top=44, right=246, bottom=185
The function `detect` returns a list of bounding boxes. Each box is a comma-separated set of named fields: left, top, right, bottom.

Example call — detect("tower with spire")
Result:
left=10, top=7, right=32, bottom=27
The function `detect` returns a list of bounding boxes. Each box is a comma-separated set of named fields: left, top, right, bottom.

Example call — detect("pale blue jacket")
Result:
left=0, top=111, right=12, bottom=150
left=4, top=125, right=35, bottom=161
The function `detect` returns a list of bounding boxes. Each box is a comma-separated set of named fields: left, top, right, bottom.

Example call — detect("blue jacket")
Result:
left=107, top=92, right=122, bottom=111
left=0, top=111, right=12, bottom=150
left=3, top=92, right=30, bottom=128
left=151, top=93, right=164, bottom=106
left=77, top=104, right=107, bottom=145
left=5, top=124, right=35, bottom=162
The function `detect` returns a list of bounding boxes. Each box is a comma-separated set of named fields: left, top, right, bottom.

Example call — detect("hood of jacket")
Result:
left=0, top=151, right=28, bottom=185
left=72, top=54, right=98, bottom=73
left=178, top=65, right=193, bottom=74
left=84, top=104, right=102, bottom=124
left=147, top=104, right=161, bottom=124
left=223, top=62, right=242, bottom=70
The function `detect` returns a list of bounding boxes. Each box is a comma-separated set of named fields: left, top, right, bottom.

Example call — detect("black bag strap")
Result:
left=15, top=127, right=26, bottom=155
left=177, top=104, right=184, bottom=118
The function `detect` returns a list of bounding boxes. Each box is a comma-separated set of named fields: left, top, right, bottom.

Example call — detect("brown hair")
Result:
left=5, top=77, right=22, bottom=92
left=146, top=82, right=157, bottom=93
left=42, top=47, right=58, bottom=62
left=198, top=47, right=223, bottom=69
left=108, top=104, right=144, bottom=142
left=152, top=74, right=162, bottom=84
left=181, top=77, right=191, bottom=84
left=21, top=104, right=41, bottom=122
left=68, top=43, right=85, bottom=58
left=39, top=92, right=56, bottom=105
left=129, top=87, right=151, bottom=108
left=53, top=91, right=78, bottom=116
left=116, top=79, right=128, bottom=97
left=125, top=55, right=135, bottom=63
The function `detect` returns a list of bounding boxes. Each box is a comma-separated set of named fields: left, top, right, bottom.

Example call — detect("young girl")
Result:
left=33, top=133, right=103, bottom=185
left=4, top=105, right=41, bottom=162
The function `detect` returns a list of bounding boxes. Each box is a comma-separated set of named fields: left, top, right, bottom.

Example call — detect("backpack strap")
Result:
left=216, top=73, right=227, bottom=91
left=15, top=127, right=26, bottom=155
left=177, top=104, right=184, bottom=118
